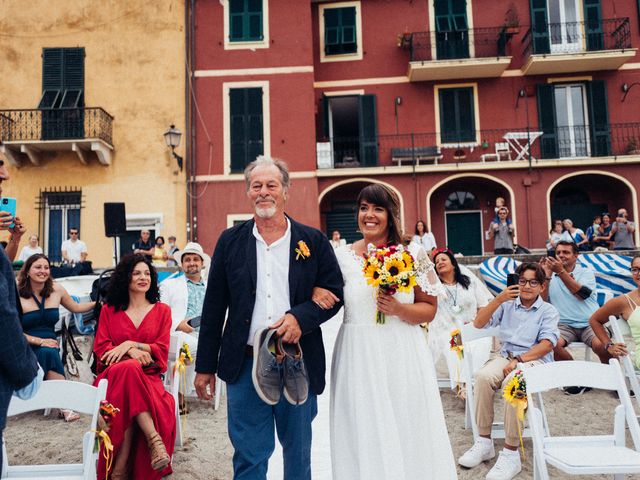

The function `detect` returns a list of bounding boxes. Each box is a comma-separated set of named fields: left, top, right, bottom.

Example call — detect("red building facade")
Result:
left=191, top=0, right=640, bottom=255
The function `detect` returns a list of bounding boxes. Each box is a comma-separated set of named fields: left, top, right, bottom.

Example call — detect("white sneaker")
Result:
left=458, top=438, right=495, bottom=468
left=486, top=450, right=522, bottom=480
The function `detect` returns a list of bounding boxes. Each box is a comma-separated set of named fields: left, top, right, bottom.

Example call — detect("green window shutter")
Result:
left=584, top=0, right=604, bottom=51
left=229, top=0, right=263, bottom=42
left=434, top=0, right=468, bottom=59
left=586, top=80, right=611, bottom=157
left=62, top=48, right=85, bottom=108
left=41, top=48, right=63, bottom=108
left=439, top=87, right=475, bottom=143
left=230, top=88, right=263, bottom=173
left=536, top=84, right=558, bottom=159
left=529, top=0, right=550, bottom=54
left=358, top=94, right=378, bottom=167
left=324, top=7, right=357, bottom=55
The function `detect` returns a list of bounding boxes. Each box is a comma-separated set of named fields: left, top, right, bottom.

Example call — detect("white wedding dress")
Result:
left=330, top=245, right=458, bottom=480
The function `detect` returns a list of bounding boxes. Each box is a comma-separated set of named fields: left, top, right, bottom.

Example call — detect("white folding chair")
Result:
left=2, top=379, right=107, bottom=480
left=608, top=315, right=640, bottom=413
left=461, top=323, right=548, bottom=441
left=523, top=359, right=640, bottom=480
left=480, top=142, right=512, bottom=162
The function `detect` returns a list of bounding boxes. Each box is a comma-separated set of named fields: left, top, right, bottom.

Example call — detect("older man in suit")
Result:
left=0, top=159, right=40, bottom=475
left=195, top=156, right=343, bottom=480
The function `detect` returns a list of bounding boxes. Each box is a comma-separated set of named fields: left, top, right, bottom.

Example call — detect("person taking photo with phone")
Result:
left=458, top=262, right=559, bottom=480
left=610, top=208, right=636, bottom=250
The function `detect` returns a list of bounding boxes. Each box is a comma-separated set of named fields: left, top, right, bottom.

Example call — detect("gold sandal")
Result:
left=147, top=431, right=170, bottom=471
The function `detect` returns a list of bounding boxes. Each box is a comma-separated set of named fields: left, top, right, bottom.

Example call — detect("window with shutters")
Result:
left=39, top=48, right=85, bottom=140
left=434, top=0, right=469, bottom=59
left=436, top=86, right=477, bottom=144
left=223, top=82, right=270, bottom=175
left=37, top=189, right=83, bottom=263
left=224, top=0, right=269, bottom=50
left=319, top=2, right=363, bottom=62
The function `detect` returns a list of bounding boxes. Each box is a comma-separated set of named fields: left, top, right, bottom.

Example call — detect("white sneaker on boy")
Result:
left=458, top=437, right=495, bottom=468
left=486, top=449, right=522, bottom=480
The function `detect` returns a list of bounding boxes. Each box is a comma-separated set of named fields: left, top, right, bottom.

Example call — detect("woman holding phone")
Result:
left=93, top=254, right=175, bottom=480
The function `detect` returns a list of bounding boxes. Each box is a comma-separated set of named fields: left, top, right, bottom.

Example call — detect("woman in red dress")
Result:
left=94, top=254, right=176, bottom=479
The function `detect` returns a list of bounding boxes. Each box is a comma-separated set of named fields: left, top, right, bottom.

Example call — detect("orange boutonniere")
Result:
left=295, top=240, right=311, bottom=260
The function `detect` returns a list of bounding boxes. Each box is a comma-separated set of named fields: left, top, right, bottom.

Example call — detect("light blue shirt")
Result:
left=488, top=296, right=560, bottom=364
left=185, top=278, right=206, bottom=320
left=548, top=264, right=598, bottom=328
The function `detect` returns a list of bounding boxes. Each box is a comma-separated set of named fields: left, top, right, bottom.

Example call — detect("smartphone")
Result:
left=506, top=273, right=520, bottom=287
left=187, top=316, right=201, bottom=328
left=0, top=197, right=16, bottom=229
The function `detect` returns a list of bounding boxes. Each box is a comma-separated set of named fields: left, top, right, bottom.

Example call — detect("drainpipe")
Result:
left=523, top=176, right=532, bottom=248
left=186, top=0, right=197, bottom=242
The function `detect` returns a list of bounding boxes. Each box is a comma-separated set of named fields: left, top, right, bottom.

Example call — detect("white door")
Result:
left=548, top=0, right=582, bottom=53
left=553, top=84, right=590, bottom=158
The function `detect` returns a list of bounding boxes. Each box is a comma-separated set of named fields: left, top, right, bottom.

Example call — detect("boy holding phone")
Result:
left=458, top=263, right=559, bottom=480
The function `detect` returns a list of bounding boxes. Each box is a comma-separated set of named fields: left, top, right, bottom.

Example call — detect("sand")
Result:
left=4, top=313, right=638, bottom=479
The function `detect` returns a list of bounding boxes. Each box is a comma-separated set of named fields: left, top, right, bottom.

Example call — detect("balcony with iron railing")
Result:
left=521, top=17, right=635, bottom=75
left=0, top=107, right=114, bottom=166
left=316, top=122, right=640, bottom=172
left=407, top=26, right=515, bottom=81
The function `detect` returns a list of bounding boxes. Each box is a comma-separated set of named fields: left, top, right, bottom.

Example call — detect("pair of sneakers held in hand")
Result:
left=252, top=328, right=308, bottom=405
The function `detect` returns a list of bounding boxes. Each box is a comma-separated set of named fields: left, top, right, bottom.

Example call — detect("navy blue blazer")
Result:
left=196, top=217, right=343, bottom=395
left=0, top=247, right=39, bottom=430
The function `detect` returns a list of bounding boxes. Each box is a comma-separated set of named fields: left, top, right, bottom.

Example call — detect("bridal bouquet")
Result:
left=363, top=243, right=417, bottom=324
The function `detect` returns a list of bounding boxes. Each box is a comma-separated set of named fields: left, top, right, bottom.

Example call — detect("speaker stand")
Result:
left=112, top=237, right=119, bottom=266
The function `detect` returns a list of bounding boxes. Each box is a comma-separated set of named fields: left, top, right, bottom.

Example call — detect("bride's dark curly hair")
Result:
left=356, top=184, right=404, bottom=246
left=106, top=254, right=160, bottom=311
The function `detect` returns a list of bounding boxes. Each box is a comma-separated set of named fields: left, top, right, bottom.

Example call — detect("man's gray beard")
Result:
left=255, top=206, right=276, bottom=218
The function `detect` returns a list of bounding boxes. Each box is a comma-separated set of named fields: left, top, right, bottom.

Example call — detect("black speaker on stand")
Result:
left=104, top=203, right=126, bottom=265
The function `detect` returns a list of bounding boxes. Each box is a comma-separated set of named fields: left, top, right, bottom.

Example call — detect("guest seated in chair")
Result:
left=540, top=241, right=609, bottom=395
left=160, top=242, right=210, bottom=412
left=18, top=253, right=96, bottom=422
left=458, top=262, right=559, bottom=480
left=94, top=254, right=176, bottom=480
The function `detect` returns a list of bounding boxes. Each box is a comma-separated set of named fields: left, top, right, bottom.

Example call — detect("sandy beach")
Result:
left=5, top=312, right=638, bottom=479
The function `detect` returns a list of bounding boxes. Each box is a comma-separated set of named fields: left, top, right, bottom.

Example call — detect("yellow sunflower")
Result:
left=364, top=263, right=383, bottom=287
left=401, top=251, right=414, bottom=269
left=385, top=258, right=408, bottom=279
left=503, top=376, right=527, bottom=406
left=396, top=273, right=417, bottom=293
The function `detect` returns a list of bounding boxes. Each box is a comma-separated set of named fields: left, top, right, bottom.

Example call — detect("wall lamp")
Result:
left=164, top=124, right=183, bottom=171
left=621, top=82, right=640, bottom=102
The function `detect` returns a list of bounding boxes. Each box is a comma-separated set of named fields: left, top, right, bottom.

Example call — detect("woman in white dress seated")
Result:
left=315, top=184, right=457, bottom=479
left=429, top=248, right=493, bottom=394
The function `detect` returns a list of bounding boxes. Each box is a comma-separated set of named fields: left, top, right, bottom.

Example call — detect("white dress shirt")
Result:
left=248, top=219, right=292, bottom=345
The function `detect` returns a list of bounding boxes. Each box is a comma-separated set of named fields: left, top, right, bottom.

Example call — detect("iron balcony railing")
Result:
left=409, top=26, right=518, bottom=62
left=316, top=122, right=640, bottom=169
left=0, top=107, right=114, bottom=146
left=522, top=17, right=632, bottom=57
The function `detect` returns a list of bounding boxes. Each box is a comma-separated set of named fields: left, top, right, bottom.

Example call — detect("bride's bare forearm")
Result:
left=399, top=302, right=436, bottom=325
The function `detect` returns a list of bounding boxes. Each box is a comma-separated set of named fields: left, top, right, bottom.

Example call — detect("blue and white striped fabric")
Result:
left=478, top=254, right=634, bottom=306
left=478, top=256, right=519, bottom=296
left=577, top=253, right=635, bottom=298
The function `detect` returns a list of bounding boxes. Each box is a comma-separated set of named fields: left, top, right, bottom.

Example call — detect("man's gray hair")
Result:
left=244, top=155, right=290, bottom=190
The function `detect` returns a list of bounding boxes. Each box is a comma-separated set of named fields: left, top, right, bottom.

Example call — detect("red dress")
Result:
left=93, top=302, right=176, bottom=479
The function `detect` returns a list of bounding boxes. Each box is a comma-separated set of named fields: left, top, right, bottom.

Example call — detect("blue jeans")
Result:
left=226, top=357, right=317, bottom=480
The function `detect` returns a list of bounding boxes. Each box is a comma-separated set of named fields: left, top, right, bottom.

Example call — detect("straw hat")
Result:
left=174, top=242, right=211, bottom=269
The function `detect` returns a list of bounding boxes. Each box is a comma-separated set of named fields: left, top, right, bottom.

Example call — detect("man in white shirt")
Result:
left=160, top=242, right=209, bottom=411
left=60, top=229, right=87, bottom=264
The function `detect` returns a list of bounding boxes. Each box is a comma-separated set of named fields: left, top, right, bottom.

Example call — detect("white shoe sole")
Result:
left=458, top=451, right=495, bottom=468
left=250, top=329, right=279, bottom=406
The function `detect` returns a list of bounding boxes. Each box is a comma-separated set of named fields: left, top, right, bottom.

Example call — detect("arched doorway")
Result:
left=549, top=174, right=634, bottom=232
left=429, top=177, right=512, bottom=256
left=319, top=179, right=405, bottom=244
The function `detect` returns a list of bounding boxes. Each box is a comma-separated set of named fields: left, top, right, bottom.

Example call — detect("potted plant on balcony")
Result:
left=397, top=28, right=412, bottom=49
left=625, top=137, right=640, bottom=155
left=503, top=3, right=520, bottom=35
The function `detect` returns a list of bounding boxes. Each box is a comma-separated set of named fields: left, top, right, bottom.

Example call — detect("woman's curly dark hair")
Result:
left=105, top=254, right=160, bottom=311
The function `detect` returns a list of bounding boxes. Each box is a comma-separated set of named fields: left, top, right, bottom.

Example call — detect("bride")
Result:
left=315, top=184, right=457, bottom=479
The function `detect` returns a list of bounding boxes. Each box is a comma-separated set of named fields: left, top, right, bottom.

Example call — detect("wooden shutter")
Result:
left=324, top=7, right=357, bottom=55
left=358, top=95, right=378, bottom=167
left=230, top=88, right=263, bottom=173
left=41, top=49, right=63, bottom=108
left=536, top=84, right=558, bottom=159
left=439, top=88, right=475, bottom=143
left=229, top=0, right=263, bottom=41
left=434, top=0, right=468, bottom=59
left=584, top=0, right=604, bottom=51
left=586, top=80, right=611, bottom=157
left=529, top=0, right=550, bottom=54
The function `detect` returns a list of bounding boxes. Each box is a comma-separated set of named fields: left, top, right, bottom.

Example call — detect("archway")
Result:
left=548, top=173, right=635, bottom=235
left=428, top=176, right=512, bottom=255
